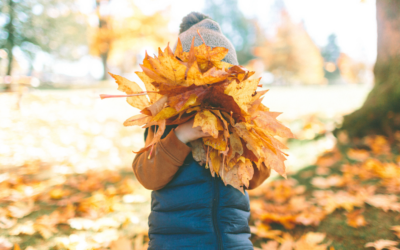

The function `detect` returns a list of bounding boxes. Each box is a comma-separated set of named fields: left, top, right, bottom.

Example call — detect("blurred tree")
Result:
left=321, top=34, right=341, bottom=81
left=321, top=34, right=340, bottom=63
left=0, top=0, right=87, bottom=78
left=337, top=53, right=368, bottom=84
left=203, top=0, right=256, bottom=65
left=254, top=11, right=325, bottom=85
left=89, top=1, right=171, bottom=80
left=340, top=0, right=400, bottom=138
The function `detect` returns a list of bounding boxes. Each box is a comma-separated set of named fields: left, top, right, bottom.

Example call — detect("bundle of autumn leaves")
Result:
left=101, top=36, right=294, bottom=193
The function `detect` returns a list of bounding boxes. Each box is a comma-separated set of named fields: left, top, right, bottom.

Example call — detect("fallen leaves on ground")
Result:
left=251, top=134, right=400, bottom=249
left=0, top=161, right=150, bottom=250
left=365, top=239, right=399, bottom=250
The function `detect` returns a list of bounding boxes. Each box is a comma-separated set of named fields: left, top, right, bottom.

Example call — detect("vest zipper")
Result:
left=212, top=177, right=223, bottom=250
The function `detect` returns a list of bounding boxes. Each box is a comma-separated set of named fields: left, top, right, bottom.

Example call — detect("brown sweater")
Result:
left=132, top=128, right=271, bottom=190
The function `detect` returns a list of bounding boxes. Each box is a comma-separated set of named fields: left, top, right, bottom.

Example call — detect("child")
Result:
left=132, top=12, right=271, bottom=250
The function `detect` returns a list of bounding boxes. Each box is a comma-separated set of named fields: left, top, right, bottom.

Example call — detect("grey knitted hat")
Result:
left=173, top=12, right=238, bottom=65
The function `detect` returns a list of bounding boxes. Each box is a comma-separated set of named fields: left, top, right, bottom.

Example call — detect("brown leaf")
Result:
left=146, top=95, right=168, bottom=117
left=227, top=131, right=243, bottom=164
left=238, top=158, right=254, bottom=188
left=190, top=139, right=207, bottom=165
left=221, top=164, right=244, bottom=194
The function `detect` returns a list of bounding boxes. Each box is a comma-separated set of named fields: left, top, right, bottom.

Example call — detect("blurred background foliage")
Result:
left=0, top=0, right=375, bottom=87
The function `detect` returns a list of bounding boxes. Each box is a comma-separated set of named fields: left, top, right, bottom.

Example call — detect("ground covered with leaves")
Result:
left=250, top=133, right=400, bottom=250
left=3, top=88, right=397, bottom=250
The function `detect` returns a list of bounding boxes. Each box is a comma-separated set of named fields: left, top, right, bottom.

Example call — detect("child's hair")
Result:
left=179, top=12, right=212, bottom=34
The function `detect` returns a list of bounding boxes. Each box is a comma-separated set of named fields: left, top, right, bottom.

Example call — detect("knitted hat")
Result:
left=173, top=12, right=238, bottom=65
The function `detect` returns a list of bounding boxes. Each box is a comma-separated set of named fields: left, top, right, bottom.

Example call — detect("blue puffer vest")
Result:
left=145, top=126, right=253, bottom=250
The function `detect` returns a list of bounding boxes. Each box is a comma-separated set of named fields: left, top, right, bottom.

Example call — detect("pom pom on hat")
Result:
left=175, top=12, right=238, bottom=65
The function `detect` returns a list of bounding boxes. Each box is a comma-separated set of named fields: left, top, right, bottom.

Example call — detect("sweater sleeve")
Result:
left=132, top=128, right=192, bottom=190
left=247, top=162, right=271, bottom=190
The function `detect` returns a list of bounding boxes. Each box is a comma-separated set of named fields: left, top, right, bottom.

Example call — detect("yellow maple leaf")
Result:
left=203, top=134, right=227, bottom=151
left=135, top=71, right=161, bottom=103
left=224, top=78, right=260, bottom=112
left=186, top=62, right=228, bottom=86
left=109, top=73, right=150, bottom=110
left=193, top=110, right=219, bottom=138
left=147, top=46, right=187, bottom=85
left=210, top=149, right=221, bottom=175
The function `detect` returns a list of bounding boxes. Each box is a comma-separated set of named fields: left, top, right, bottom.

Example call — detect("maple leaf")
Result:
left=152, top=107, right=178, bottom=121
left=109, top=73, right=150, bottom=110
left=193, top=110, right=219, bottom=138
left=227, top=131, right=243, bottom=164
left=253, top=111, right=294, bottom=138
left=365, top=240, right=399, bottom=250
left=9, top=221, right=35, bottom=236
left=210, top=149, right=222, bottom=175
left=7, top=200, right=34, bottom=218
left=194, top=43, right=229, bottom=62
left=238, top=159, right=254, bottom=188
left=220, top=164, right=244, bottom=194
left=365, top=194, right=399, bottom=212
left=203, top=134, right=227, bottom=151
left=186, top=62, right=228, bottom=86
left=135, top=71, right=161, bottom=103
left=146, top=95, right=168, bottom=116
left=123, top=114, right=151, bottom=127
left=346, top=209, right=367, bottom=228
left=294, top=232, right=329, bottom=250
left=147, top=46, right=187, bottom=85
left=190, top=139, right=207, bottom=165
left=224, top=78, right=259, bottom=112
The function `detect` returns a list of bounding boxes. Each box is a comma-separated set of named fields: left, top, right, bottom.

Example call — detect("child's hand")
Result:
left=174, top=119, right=210, bottom=144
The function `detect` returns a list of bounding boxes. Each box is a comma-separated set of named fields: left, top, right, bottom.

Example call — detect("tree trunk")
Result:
left=339, top=0, right=400, bottom=139
left=101, top=51, right=109, bottom=80
left=96, top=0, right=110, bottom=81
left=3, top=0, right=15, bottom=91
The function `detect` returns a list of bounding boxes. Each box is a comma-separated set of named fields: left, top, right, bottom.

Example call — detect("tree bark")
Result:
left=339, top=0, right=400, bottom=138
left=96, top=0, right=110, bottom=81
left=5, top=0, right=15, bottom=74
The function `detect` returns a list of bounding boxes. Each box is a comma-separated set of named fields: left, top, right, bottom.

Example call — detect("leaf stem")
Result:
left=99, top=92, right=158, bottom=99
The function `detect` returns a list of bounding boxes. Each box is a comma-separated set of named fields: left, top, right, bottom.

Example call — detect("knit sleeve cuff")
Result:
left=159, top=129, right=192, bottom=166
